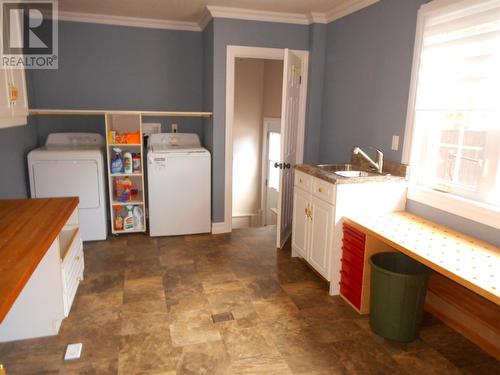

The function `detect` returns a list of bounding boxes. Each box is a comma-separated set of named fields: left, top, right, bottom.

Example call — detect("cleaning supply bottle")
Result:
left=111, top=148, right=124, bottom=174
left=123, top=151, right=133, bottom=174
left=124, top=205, right=135, bottom=231
left=113, top=206, right=124, bottom=231
left=132, top=206, right=144, bottom=230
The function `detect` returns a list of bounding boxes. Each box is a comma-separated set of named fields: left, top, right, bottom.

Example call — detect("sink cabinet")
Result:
left=292, top=170, right=335, bottom=279
left=291, top=168, right=407, bottom=295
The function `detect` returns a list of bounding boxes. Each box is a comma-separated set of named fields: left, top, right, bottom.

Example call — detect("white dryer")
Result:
left=27, top=133, right=108, bottom=241
left=147, top=133, right=211, bottom=237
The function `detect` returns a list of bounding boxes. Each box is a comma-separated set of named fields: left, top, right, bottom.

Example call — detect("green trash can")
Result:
left=369, top=252, right=431, bottom=342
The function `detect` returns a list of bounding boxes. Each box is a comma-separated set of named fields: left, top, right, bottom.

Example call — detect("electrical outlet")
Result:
left=64, top=343, right=83, bottom=361
left=391, top=135, right=399, bottom=151
left=143, top=123, right=161, bottom=136
left=171, top=123, right=178, bottom=133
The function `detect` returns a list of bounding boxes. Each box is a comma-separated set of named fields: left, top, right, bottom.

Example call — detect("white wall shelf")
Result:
left=29, top=109, right=212, bottom=117
left=105, top=114, right=147, bottom=235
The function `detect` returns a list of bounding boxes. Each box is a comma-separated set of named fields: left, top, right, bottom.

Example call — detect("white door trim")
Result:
left=222, top=45, right=309, bottom=235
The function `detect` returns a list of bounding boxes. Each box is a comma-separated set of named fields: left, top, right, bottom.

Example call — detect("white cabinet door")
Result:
left=291, top=186, right=309, bottom=258
left=309, top=196, right=334, bottom=280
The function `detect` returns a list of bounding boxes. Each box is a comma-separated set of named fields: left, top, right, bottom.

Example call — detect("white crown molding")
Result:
left=54, top=1, right=381, bottom=32
left=206, top=5, right=310, bottom=25
left=198, top=7, right=213, bottom=30
left=309, top=12, right=328, bottom=24
left=324, top=0, right=380, bottom=23
left=58, top=11, right=201, bottom=31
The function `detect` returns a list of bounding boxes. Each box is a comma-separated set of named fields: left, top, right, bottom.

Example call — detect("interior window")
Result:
left=268, top=131, right=281, bottom=191
left=407, top=0, right=500, bottom=208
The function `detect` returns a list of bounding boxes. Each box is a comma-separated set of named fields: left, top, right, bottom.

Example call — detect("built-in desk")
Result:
left=344, top=211, right=500, bottom=358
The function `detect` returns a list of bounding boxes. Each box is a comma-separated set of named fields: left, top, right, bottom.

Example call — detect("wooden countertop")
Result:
left=344, top=211, right=500, bottom=305
left=0, top=198, right=79, bottom=323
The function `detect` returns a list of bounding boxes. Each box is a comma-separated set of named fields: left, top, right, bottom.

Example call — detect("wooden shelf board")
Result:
left=29, top=109, right=212, bottom=117
left=112, top=228, right=147, bottom=234
left=110, top=172, right=143, bottom=177
left=108, top=143, right=142, bottom=147
left=112, top=199, right=144, bottom=206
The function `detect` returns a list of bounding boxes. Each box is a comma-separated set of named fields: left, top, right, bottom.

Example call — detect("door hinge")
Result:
left=265, top=178, right=268, bottom=186
left=299, top=75, right=302, bottom=84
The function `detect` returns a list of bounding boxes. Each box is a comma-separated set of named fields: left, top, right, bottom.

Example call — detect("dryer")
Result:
left=147, top=133, right=211, bottom=237
left=27, top=133, right=108, bottom=241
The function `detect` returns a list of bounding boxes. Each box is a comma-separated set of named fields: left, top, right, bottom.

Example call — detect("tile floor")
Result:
left=0, top=226, right=498, bottom=374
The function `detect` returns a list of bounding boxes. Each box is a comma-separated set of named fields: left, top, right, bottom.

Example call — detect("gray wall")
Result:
left=209, top=18, right=311, bottom=222
left=0, top=121, right=38, bottom=199
left=29, top=20, right=206, bottom=143
left=304, top=23, right=327, bottom=164
left=319, top=0, right=426, bottom=163
left=320, top=0, right=498, bottom=244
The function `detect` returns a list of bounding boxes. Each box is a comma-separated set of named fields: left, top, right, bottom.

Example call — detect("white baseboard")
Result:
left=211, top=222, right=231, bottom=234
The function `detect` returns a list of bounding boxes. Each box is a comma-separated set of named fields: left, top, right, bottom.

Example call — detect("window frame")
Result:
left=402, top=0, right=500, bottom=230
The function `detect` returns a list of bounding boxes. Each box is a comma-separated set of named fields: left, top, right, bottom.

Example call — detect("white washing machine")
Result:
left=27, top=133, right=108, bottom=241
left=147, top=133, right=211, bottom=237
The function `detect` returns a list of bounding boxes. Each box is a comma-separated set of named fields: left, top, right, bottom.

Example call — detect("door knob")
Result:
left=274, top=162, right=283, bottom=169
left=283, top=163, right=291, bottom=169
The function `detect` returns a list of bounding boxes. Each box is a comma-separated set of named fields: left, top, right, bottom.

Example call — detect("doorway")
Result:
left=231, top=58, right=284, bottom=230
left=225, top=46, right=309, bottom=248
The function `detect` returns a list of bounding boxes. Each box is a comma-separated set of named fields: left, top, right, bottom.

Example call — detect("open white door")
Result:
left=276, top=49, right=302, bottom=248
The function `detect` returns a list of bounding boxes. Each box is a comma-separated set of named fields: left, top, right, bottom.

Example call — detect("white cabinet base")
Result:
left=0, top=240, right=65, bottom=342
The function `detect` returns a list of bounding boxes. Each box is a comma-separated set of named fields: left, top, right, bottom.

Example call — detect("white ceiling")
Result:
left=58, top=0, right=355, bottom=23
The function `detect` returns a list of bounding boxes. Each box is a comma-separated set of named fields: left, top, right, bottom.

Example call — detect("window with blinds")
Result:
left=408, top=0, right=500, bottom=208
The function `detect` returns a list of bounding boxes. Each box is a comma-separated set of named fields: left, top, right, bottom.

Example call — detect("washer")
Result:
left=147, top=133, right=211, bottom=237
left=27, top=133, right=108, bottom=241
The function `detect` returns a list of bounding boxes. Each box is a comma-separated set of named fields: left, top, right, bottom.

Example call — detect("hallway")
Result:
left=0, top=227, right=497, bottom=374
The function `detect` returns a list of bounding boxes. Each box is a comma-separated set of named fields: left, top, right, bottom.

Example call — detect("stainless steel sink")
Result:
left=334, top=170, right=372, bottom=177
left=316, top=163, right=360, bottom=172
left=316, top=163, right=380, bottom=177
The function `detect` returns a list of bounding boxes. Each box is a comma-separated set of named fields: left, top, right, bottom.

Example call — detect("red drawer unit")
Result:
left=340, top=270, right=362, bottom=292
left=341, top=258, right=363, bottom=284
left=340, top=223, right=366, bottom=310
left=342, top=237, right=365, bottom=259
left=341, top=246, right=364, bottom=270
left=340, top=282, right=361, bottom=309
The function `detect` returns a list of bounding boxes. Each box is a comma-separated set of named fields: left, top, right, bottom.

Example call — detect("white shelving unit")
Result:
left=105, top=114, right=147, bottom=235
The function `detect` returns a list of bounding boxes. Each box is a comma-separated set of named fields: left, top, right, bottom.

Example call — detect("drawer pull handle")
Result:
left=318, top=187, right=323, bottom=193
left=299, top=178, right=303, bottom=183
left=75, top=255, right=80, bottom=261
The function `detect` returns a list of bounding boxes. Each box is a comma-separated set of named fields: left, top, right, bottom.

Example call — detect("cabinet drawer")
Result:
left=340, top=270, right=362, bottom=295
left=340, top=282, right=361, bottom=309
left=295, top=170, right=312, bottom=192
left=342, top=238, right=365, bottom=259
left=342, top=246, right=364, bottom=270
left=341, top=258, right=363, bottom=284
left=61, top=240, right=84, bottom=317
left=343, top=223, right=365, bottom=244
left=312, top=178, right=336, bottom=204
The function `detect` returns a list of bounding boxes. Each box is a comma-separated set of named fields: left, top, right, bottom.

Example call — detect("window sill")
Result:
left=407, top=185, right=500, bottom=230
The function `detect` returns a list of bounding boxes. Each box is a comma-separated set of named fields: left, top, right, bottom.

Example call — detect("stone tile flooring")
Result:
left=0, top=226, right=498, bottom=374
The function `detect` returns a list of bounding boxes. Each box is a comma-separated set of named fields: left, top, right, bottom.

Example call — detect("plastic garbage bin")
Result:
left=369, top=252, right=431, bottom=342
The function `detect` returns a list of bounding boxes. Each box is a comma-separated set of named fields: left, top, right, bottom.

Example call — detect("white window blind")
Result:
left=409, top=0, right=500, bottom=208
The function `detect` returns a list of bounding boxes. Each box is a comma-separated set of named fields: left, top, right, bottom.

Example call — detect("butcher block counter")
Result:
left=0, top=198, right=84, bottom=342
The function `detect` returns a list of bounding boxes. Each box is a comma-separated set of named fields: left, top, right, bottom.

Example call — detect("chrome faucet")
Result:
left=352, top=146, right=384, bottom=174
